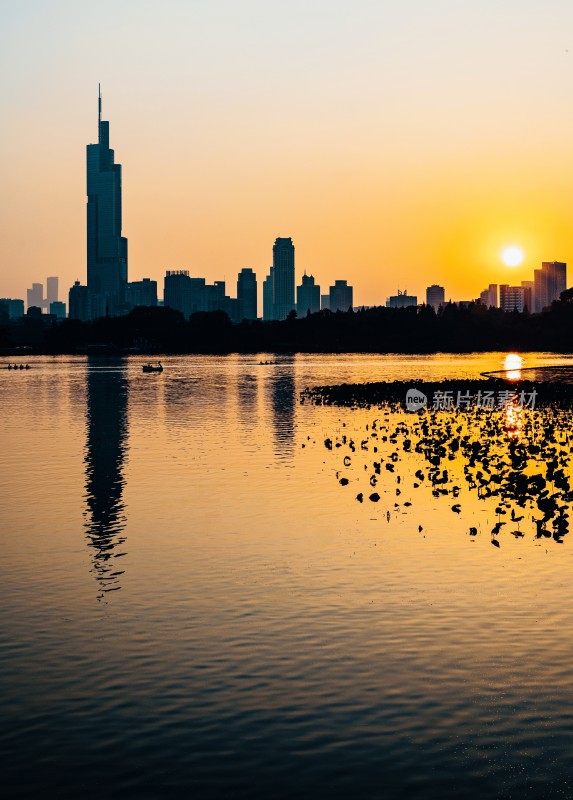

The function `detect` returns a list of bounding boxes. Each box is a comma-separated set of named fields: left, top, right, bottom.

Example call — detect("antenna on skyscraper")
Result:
left=98, top=83, right=102, bottom=124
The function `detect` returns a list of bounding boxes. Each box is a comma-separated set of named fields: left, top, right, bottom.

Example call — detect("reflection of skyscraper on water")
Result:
left=268, top=359, right=296, bottom=458
left=84, top=358, right=128, bottom=598
left=237, top=368, right=258, bottom=429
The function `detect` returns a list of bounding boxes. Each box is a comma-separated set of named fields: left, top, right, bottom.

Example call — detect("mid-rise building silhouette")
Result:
left=237, top=268, right=257, bottom=320
left=320, top=293, right=330, bottom=311
left=69, top=280, right=91, bottom=321
left=426, top=284, right=445, bottom=311
left=296, top=273, right=320, bottom=316
left=126, top=279, right=157, bottom=309
left=50, top=301, right=67, bottom=320
left=329, top=279, right=353, bottom=312
left=164, top=271, right=242, bottom=322
left=0, top=298, right=24, bottom=319
left=387, top=289, right=417, bottom=308
left=87, top=87, right=128, bottom=319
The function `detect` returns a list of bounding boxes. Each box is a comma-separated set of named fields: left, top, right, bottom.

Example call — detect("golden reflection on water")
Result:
left=4, top=354, right=573, bottom=797
left=504, top=352, right=523, bottom=380
left=503, top=399, right=523, bottom=438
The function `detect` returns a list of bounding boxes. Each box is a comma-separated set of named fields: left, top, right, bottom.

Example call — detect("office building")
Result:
left=329, top=280, right=353, bottom=312
left=46, top=277, right=58, bottom=307
left=163, top=271, right=190, bottom=317
left=87, top=87, right=128, bottom=319
left=0, top=298, right=25, bottom=319
left=50, top=301, right=67, bottom=320
left=126, top=279, right=158, bottom=309
left=164, top=271, right=243, bottom=319
left=321, top=294, right=330, bottom=311
left=533, top=261, right=566, bottom=312
left=386, top=290, right=417, bottom=308
left=27, top=283, right=43, bottom=311
left=521, top=280, right=533, bottom=312
left=69, top=281, right=90, bottom=321
left=478, top=283, right=498, bottom=308
left=271, top=237, right=295, bottom=320
left=296, top=273, right=320, bottom=317
left=263, top=268, right=274, bottom=321
left=237, top=268, right=257, bottom=320
left=499, top=284, right=527, bottom=313
left=426, top=284, right=445, bottom=311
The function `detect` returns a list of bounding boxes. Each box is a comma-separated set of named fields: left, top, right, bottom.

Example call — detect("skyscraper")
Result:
left=272, top=237, right=295, bottom=320
left=46, top=277, right=58, bottom=307
left=237, top=268, right=257, bottom=320
left=27, top=282, right=43, bottom=311
left=87, top=87, right=128, bottom=319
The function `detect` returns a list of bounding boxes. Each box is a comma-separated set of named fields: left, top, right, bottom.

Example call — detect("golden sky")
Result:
left=2, top=0, right=573, bottom=306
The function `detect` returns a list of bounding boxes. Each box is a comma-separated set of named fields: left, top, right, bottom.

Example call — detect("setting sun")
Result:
left=501, top=245, right=524, bottom=267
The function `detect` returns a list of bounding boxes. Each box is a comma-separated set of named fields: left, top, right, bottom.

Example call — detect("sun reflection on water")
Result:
left=504, top=353, right=523, bottom=380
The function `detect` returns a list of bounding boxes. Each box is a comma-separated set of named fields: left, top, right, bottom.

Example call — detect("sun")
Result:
left=501, top=245, right=524, bottom=267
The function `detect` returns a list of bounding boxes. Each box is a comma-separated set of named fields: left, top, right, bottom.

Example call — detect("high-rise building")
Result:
left=321, top=294, right=330, bottom=311
left=237, top=268, right=257, bottom=320
left=296, top=273, right=320, bottom=316
left=263, top=268, right=274, bottom=321
left=87, top=87, right=128, bottom=319
left=27, top=283, right=43, bottom=311
left=329, top=280, right=353, bottom=312
left=426, top=284, right=445, bottom=311
left=126, top=279, right=157, bottom=309
left=46, top=277, right=58, bottom=307
left=69, top=281, right=90, bottom=321
left=272, top=237, right=295, bottom=320
left=533, top=261, right=566, bottom=312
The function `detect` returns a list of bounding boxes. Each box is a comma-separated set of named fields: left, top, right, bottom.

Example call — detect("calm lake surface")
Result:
left=2, top=352, right=573, bottom=799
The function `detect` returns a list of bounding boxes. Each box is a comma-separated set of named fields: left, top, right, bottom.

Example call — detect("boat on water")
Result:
left=142, top=362, right=163, bottom=373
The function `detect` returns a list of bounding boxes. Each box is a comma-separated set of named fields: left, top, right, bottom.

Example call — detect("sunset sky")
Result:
left=2, top=0, right=573, bottom=307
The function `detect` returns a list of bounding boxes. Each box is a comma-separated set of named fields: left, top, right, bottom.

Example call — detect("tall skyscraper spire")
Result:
left=86, top=88, right=128, bottom=319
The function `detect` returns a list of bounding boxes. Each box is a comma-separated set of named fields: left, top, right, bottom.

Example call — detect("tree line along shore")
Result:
left=3, top=295, right=573, bottom=355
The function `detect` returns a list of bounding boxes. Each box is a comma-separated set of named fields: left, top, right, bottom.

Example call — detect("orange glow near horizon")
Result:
left=2, top=2, right=573, bottom=306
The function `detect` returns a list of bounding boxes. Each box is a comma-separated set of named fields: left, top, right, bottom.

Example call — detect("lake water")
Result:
left=2, top=352, right=573, bottom=799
